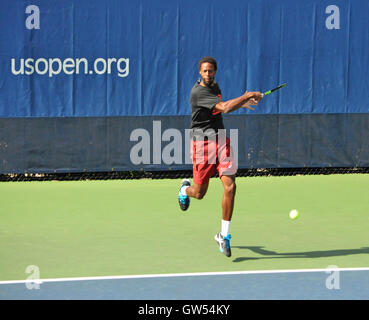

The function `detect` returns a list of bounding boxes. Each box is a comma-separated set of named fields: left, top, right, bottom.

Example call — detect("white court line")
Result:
left=1, top=267, right=369, bottom=285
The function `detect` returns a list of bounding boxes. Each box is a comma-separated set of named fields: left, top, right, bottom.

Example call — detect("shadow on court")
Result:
left=232, top=246, right=369, bottom=263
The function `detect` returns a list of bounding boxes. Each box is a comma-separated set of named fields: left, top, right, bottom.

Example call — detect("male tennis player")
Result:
left=178, top=57, right=262, bottom=257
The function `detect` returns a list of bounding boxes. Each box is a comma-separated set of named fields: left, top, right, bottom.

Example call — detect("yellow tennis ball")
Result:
left=289, top=209, right=299, bottom=220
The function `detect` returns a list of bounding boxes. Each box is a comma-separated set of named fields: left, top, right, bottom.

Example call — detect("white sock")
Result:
left=221, top=220, right=230, bottom=237
left=180, top=185, right=189, bottom=196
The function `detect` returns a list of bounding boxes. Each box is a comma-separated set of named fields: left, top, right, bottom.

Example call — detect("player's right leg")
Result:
left=185, top=182, right=209, bottom=200
left=178, top=181, right=209, bottom=211
left=178, top=178, right=191, bottom=211
left=178, top=138, right=214, bottom=211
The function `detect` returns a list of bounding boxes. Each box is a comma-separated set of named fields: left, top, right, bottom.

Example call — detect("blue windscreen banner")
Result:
left=0, top=0, right=368, bottom=173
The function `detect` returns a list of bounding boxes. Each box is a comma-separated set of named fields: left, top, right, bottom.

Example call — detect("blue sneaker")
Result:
left=178, top=179, right=191, bottom=211
left=214, top=233, right=232, bottom=257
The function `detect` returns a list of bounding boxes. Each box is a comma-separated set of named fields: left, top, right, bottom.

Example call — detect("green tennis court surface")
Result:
left=1, top=174, right=368, bottom=282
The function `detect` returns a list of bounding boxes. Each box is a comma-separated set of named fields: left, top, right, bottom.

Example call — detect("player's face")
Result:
left=199, top=62, right=216, bottom=86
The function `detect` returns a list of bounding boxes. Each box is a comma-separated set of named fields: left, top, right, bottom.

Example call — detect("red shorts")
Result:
left=191, top=136, right=237, bottom=185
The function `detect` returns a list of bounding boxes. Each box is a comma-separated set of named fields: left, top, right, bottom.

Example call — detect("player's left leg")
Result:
left=214, top=174, right=236, bottom=257
left=220, top=174, right=236, bottom=222
left=214, top=135, right=237, bottom=257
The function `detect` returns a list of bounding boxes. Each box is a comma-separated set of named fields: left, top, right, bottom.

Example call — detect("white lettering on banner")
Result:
left=10, top=58, right=130, bottom=78
left=35, top=58, right=48, bottom=75
left=49, top=58, right=62, bottom=77
left=117, top=58, right=130, bottom=78
left=63, top=58, right=75, bottom=75
left=25, top=58, right=34, bottom=75
left=75, top=58, right=88, bottom=74
left=94, top=58, right=107, bottom=75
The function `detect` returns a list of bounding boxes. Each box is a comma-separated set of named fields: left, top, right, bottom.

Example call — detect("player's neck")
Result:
left=199, top=80, right=214, bottom=88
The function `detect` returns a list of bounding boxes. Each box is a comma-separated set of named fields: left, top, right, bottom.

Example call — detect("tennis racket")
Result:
left=244, top=83, right=286, bottom=110
left=261, top=83, right=287, bottom=97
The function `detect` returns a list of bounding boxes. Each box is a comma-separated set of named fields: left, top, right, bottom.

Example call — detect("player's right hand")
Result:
left=244, top=91, right=263, bottom=102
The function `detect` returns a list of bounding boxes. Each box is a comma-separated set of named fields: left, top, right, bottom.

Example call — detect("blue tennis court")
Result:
left=1, top=268, right=368, bottom=300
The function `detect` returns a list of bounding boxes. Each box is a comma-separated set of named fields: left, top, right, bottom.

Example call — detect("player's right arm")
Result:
left=214, top=91, right=262, bottom=114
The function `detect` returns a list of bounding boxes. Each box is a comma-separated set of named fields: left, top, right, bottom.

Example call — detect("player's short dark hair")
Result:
left=198, top=56, right=217, bottom=71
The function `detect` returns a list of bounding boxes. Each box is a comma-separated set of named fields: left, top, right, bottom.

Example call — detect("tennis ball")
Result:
left=289, top=209, right=299, bottom=220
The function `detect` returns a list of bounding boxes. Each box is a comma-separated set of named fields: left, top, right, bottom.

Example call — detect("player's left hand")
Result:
left=242, top=92, right=262, bottom=110
left=247, top=98, right=259, bottom=106
left=247, top=92, right=263, bottom=103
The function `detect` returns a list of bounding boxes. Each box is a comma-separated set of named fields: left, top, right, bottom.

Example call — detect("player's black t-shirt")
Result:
left=190, top=81, right=224, bottom=139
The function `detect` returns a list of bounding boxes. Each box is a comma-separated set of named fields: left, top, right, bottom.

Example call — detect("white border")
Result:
left=1, top=267, right=369, bottom=285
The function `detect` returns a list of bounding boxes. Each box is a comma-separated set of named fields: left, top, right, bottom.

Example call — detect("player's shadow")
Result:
left=232, top=246, right=369, bottom=263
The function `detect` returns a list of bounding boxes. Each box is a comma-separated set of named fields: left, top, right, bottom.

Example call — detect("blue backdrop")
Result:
left=1, top=0, right=368, bottom=117
left=0, top=0, right=368, bottom=173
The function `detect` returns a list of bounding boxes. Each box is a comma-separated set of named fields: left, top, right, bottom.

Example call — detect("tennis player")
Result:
left=178, top=57, right=263, bottom=257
